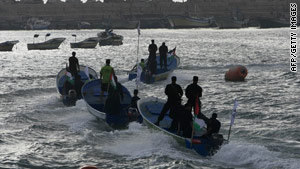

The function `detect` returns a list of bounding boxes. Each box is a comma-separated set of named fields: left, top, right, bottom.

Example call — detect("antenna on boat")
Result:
left=227, top=99, right=238, bottom=142
left=136, top=21, right=141, bottom=90
left=45, top=33, right=51, bottom=41
left=72, top=34, right=77, bottom=43
left=33, top=34, right=39, bottom=44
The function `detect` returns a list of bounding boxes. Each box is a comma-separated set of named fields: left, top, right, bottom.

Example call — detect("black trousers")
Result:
left=160, top=55, right=167, bottom=69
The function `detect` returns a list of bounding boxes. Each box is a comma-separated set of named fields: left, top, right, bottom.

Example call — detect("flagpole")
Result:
left=227, top=125, right=232, bottom=141
left=136, top=21, right=140, bottom=90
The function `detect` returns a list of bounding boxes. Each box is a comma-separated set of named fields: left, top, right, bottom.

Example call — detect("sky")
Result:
left=41, top=0, right=187, bottom=3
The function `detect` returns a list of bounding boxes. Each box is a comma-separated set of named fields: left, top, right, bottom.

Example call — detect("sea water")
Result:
left=0, top=28, right=299, bottom=169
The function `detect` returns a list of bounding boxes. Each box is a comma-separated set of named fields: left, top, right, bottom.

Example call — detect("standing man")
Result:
left=104, top=76, right=125, bottom=128
left=155, top=76, right=183, bottom=131
left=159, top=42, right=168, bottom=70
left=69, top=51, right=80, bottom=77
left=185, top=76, right=203, bottom=115
left=147, top=39, right=158, bottom=75
left=100, top=59, right=115, bottom=96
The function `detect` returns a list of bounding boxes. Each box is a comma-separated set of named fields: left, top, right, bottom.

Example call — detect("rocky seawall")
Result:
left=0, top=0, right=297, bottom=30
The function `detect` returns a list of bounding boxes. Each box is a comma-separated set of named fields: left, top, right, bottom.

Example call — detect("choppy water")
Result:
left=0, top=28, right=299, bottom=169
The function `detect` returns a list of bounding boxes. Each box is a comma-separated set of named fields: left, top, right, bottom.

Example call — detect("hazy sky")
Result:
left=42, top=0, right=187, bottom=3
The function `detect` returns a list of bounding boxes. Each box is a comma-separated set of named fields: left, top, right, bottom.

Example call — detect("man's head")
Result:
left=162, top=42, right=165, bottom=46
left=171, top=76, right=176, bottom=83
left=106, top=59, right=110, bottom=65
left=151, top=39, right=154, bottom=44
left=193, top=76, right=198, bottom=83
left=134, top=89, right=138, bottom=96
left=72, top=51, right=76, bottom=57
left=212, top=113, right=218, bottom=119
left=141, top=59, right=144, bottom=63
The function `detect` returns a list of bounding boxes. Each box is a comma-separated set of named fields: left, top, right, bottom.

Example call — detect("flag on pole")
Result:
left=230, top=99, right=238, bottom=126
left=109, top=73, right=117, bottom=90
left=193, top=118, right=206, bottom=131
left=65, top=71, right=74, bottom=85
left=136, top=65, right=142, bottom=86
left=84, top=66, right=90, bottom=81
left=137, top=21, right=141, bottom=36
left=194, top=94, right=199, bottom=116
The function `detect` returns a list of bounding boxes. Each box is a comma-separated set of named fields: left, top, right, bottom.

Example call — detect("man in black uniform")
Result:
left=177, top=103, right=193, bottom=137
left=147, top=39, right=157, bottom=75
left=155, top=76, right=183, bottom=131
left=159, top=42, right=168, bottom=70
left=69, top=51, right=80, bottom=77
left=185, top=76, right=203, bottom=116
left=202, top=113, right=221, bottom=138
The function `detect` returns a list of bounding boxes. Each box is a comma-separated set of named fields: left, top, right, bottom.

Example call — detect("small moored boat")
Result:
left=0, top=40, right=19, bottom=51
left=28, top=38, right=66, bottom=50
left=70, top=37, right=99, bottom=49
left=56, top=65, right=98, bottom=106
left=97, top=29, right=123, bottom=46
left=137, top=97, right=224, bottom=157
left=128, top=49, right=180, bottom=84
left=27, top=34, right=65, bottom=50
left=167, top=15, right=213, bottom=28
left=81, top=79, right=133, bottom=128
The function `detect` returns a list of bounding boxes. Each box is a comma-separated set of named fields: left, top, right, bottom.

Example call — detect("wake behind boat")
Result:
left=128, top=50, right=180, bottom=84
left=56, top=65, right=98, bottom=106
left=0, top=40, right=19, bottom=51
left=137, top=97, right=224, bottom=157
left=81, top=79, right=133, bottom=128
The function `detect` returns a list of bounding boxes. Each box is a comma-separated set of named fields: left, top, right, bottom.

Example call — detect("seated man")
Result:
left=128, top=89, right=143, bottom=123
left=201, top=113, right=221, bottom=138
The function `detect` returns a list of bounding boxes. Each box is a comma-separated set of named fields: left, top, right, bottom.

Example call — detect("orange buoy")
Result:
left=80, top=166, right=99, bottom=169
left=225, top=65, right=248, bottom=81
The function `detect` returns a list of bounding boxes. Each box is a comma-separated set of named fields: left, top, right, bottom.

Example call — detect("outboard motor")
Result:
left=209, top=133, right=224, bottom=155
left=68, top=89, right=77, bottom=106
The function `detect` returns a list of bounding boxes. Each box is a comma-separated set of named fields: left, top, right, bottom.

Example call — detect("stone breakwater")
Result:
left=0, top=0, right=298, bottom=30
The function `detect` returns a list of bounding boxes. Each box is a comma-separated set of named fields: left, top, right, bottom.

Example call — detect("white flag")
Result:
left=84, top=66, right=90, bottom=80
left=137, top=21, right=141, bottom=36
left=136, top=65, right=142, bottom=86
left=65, top=71, right=73, bottom=80
left=230, top=99, right=238, bottom=126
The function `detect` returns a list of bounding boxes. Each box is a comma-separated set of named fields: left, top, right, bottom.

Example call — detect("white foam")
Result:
left=212, top=141, right=300, bottom=169
left=101, top=122, right=203, bottom=161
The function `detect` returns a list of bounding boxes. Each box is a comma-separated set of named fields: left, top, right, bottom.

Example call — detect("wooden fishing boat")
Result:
left=137, top=97, right=224, bottom=157
left=167, top=15, right=213, bottom=28
left=70, top=37, right=99, bottom=49
left=128, top=51, right=180, bottom=84
left=56, top=65, right=98, bottom=106
left=27, top=38, right=66, bottom=50
left=0, top=40, right=19, bottom=51
left=97, top=29, right=123, bottom=46
left=81, top=79, right=133, bottom=128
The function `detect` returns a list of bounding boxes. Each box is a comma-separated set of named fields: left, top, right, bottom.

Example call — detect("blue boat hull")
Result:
left=82, top=79, right=136, bottom=128
left=137, top=97, right=224, bottom=157
left=56, top=65, right=98, bottom=106
left=128, top=54, right=180, bottom=84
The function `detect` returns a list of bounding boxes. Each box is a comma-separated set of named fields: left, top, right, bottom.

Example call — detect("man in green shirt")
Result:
left=139, top=59, right=145, bottom=71
left=100, top=59, right=115, bottom=95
